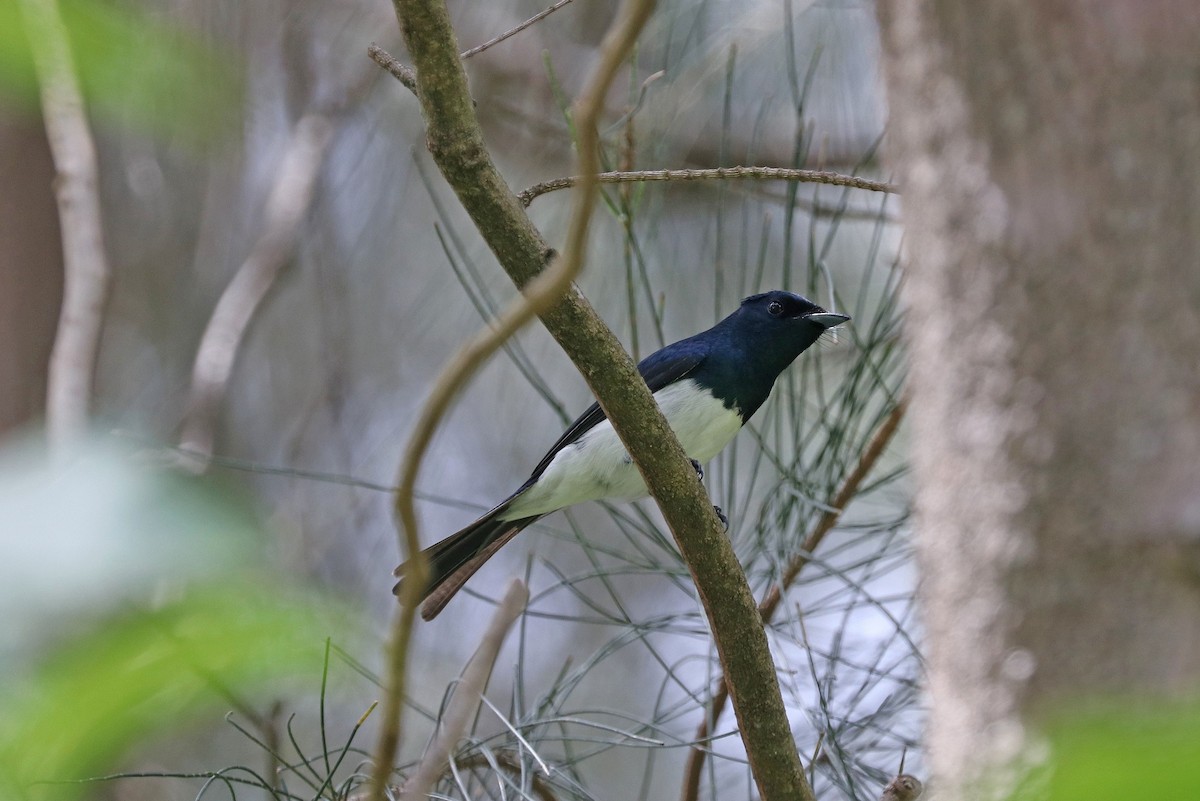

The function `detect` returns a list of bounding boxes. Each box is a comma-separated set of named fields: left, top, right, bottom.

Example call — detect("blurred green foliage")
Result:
left=1, top=586, right=342, bottom=800
left=0, top=0, right=241, bottom=142
left=1018, top=699, right=1200, bottom=800
left=0, top=436, right=353, bottom=800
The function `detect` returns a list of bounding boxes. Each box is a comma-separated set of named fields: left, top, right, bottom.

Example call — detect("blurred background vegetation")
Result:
left=1, top=1, right=915, bottom=799
left=4, top=1, right=1195, bottom=801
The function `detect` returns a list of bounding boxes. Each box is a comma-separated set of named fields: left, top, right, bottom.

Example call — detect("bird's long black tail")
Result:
left=393, top=508, right=541, bottom=620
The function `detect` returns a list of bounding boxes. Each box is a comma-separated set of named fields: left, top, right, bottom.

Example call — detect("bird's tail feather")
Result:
left=416, top=523, right=534, bottom=620
left=392, top=508, right=541, bottom=620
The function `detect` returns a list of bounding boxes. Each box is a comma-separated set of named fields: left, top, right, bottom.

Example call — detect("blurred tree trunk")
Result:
left=0, top=113, right=62, bottom=436
left=876, top=1, right=1200, bottom=798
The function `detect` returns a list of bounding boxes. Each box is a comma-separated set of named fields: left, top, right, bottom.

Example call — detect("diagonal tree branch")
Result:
left=21, top=0, right=112, bottom=456
left=381, top=1, right=815, bottom=799
left=368, top=1, right=666, bottom=797
left=681, top=399, right=908, bottom=801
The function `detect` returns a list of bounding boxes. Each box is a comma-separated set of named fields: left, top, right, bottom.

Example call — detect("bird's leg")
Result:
left=689, top=459, right=727, bottom=530
left=712, top=505, right=728, bottom=532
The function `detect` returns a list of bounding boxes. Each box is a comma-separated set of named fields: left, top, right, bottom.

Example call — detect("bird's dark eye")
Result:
left=767, top=300, right=784, bottom=316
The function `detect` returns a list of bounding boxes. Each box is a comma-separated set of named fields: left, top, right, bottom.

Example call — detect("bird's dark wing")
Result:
left=393, top=339, right=709, bottom=619
left=522, top=341, right=710, bottom=485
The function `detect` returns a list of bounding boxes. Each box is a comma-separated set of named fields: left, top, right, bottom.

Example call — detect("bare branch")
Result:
left=520, top=166, right=900, bottom=206
left=400, top=580, right=528, bottom=800
left=177, top=113, right=334, bottom=464
left=681, top=399, right=908, bottom=801
left=21, top=0, right=112, bottom=455
left=460, top=0, right=576, bottom=60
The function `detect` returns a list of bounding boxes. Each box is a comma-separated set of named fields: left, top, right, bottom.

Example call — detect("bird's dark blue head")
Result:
left=695, top=290, right=849, bottom=420
left=723, top=290, right=848, bottom=366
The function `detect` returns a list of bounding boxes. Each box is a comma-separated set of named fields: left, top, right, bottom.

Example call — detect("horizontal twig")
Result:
left=519, top=166, right=899, bottom=206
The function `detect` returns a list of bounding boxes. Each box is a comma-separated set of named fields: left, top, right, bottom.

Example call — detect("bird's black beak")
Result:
left=804, top=311, right=850, bottom=329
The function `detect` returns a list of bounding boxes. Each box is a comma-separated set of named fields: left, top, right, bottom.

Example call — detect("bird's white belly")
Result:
left=504, top=379, right=743, bottom=518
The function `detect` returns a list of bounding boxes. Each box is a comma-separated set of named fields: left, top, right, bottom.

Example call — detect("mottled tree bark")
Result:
left=877, top=1, right=1200, bottom=797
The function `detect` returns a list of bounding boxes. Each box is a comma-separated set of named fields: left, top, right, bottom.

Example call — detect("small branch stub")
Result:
left=368, top=43, right=418, bottom=93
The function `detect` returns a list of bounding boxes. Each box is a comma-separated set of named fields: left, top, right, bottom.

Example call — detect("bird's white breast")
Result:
left=504, top=379, right=743, bottom=518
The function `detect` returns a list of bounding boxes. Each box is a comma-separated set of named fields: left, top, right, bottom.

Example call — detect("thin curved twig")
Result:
left=177, top=57, right=384, bottom=469
left=460, top=0, right=576, bottom=60
left=21, top=0, right=112, bottom=456
left=680, top=399, right=908, bottom=801
left=178, top=113, right=334, bottom=463
left=519, top=166, right=899, bottom=207
left=366, top=1, right=657, bottom=799
left=368, top=231, right=570, bottom=800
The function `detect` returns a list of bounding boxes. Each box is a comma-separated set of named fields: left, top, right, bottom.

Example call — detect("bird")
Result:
left=394, top=290, right=849, bottom=620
